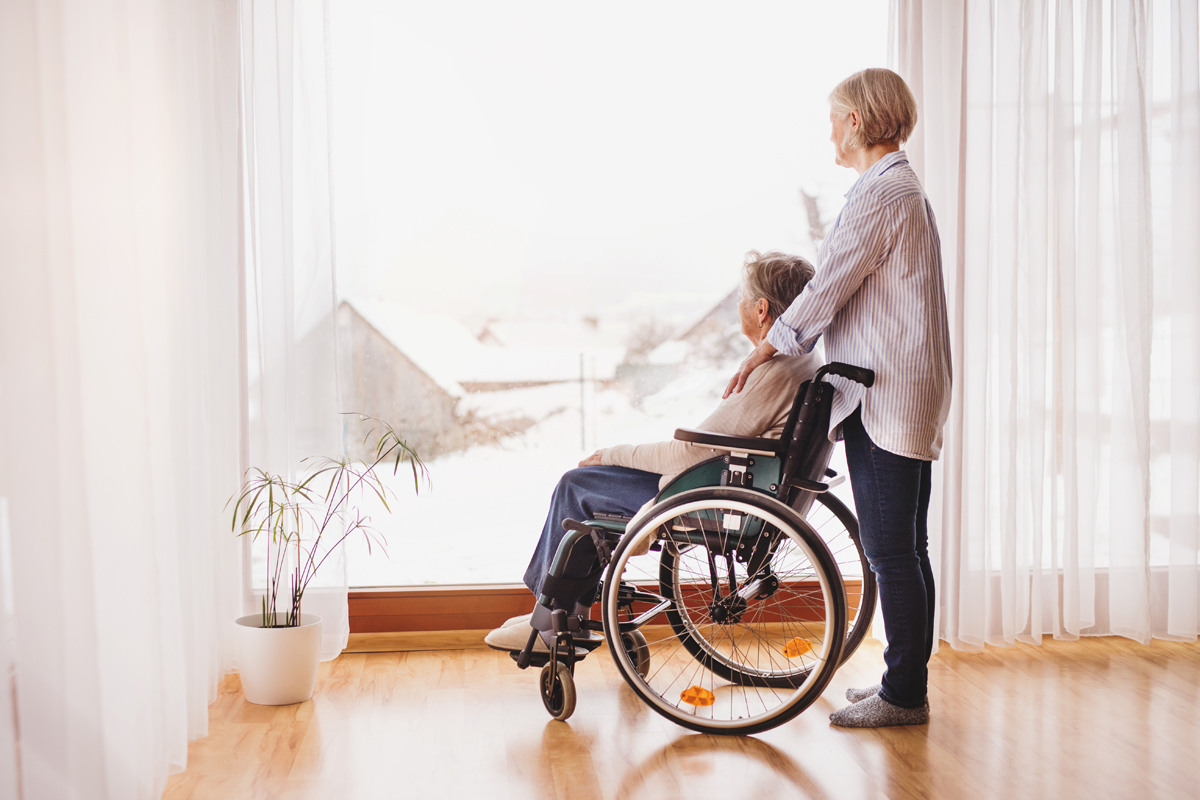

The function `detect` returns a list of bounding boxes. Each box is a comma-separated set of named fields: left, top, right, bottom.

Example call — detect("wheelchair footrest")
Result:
left=573, top=631, right=605, bottom=652
left=509, top=646, right=592, bottom=670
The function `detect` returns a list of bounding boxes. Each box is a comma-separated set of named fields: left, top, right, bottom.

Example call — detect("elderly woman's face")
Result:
left=738, top=289, right=768, bottom=344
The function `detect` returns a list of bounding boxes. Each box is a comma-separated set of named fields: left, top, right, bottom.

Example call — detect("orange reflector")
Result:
left=782, top=637, right=813, bottom=658
left=679, top=686, right=716, bottom=707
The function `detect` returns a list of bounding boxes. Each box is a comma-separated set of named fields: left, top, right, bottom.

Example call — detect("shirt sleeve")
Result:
left=767, top=188, right=894, bottom=356
left=599, top=358, right=801, bottom=476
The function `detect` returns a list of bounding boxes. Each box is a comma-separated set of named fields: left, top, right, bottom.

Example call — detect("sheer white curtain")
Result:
left=893, top=0, right=1200, bottom=647
left=241, top=0, right=348, bottom=660
left=0, top=1, right=241, bottom=798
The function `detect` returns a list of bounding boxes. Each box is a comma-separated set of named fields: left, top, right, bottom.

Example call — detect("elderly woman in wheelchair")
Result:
left=486, top=250, right=877, bottom=734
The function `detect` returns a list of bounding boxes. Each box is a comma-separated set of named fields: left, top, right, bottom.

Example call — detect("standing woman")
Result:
left=725, top=68, right=951, bottom=727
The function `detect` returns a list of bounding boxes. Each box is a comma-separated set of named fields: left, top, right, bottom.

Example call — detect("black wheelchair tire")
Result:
left=540, top=661, right=576, bottom=721
left=621, top=630, right=651, bottom=677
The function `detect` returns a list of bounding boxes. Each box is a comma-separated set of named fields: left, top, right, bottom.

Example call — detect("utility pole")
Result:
left=580, top=352, right=586, bottom=450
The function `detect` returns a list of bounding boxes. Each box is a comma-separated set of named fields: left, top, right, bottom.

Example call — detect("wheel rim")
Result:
left=602, top=492, right=845, bottom=732
left=661, top=535, right=819, bottom=686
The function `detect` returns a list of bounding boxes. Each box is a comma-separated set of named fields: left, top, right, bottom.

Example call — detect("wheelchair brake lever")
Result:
left=516, top=628, right=539, bottom=669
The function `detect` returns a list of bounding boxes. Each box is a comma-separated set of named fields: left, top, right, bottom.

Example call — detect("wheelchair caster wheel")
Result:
left=621, top=630, right=650, bottom=677
left=540, top=661, right=576, bottom=721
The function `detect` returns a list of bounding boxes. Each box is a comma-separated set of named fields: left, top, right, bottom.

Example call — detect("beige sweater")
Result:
left=600, top=352, right=824, bottom=489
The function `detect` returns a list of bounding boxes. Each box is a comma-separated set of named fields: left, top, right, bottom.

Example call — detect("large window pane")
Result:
left=329, top=1, right=888, bottom=586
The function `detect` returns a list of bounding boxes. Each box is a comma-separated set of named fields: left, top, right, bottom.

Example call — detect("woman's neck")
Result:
left=850, top=141, right=901, bottom=175
left=752, top=320, right=775, bottom=347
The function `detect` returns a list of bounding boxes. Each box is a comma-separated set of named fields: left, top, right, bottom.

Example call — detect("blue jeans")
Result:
left=522, top=466, right=662, bottom=610
left=842, top=407, right=935, bottom=708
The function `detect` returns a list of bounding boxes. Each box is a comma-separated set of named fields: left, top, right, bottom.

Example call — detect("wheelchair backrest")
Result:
left=775, top=379, right=810, bottom=450
left=779, top=377, right=835, bottom=495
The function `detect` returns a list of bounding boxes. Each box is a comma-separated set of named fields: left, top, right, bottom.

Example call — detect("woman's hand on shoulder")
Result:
left=578, top=450, right=604, bottom=467
left=723, top=342, right=777, bottom=399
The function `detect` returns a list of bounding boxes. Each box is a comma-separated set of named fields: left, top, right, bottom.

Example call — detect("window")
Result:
left=329, top=1, right=889, bottom=587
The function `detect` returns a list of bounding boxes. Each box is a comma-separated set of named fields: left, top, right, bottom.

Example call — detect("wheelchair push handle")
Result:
left=815, top=362, right=875, bottom=388
left=786, top=361, right=875, bottom=489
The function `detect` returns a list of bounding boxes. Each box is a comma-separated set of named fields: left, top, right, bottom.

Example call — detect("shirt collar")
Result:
left=845, top=150, right=908, bottom=197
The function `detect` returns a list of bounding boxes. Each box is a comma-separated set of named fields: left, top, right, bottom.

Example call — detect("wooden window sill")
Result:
left=349, top=584, right=535, bottom=633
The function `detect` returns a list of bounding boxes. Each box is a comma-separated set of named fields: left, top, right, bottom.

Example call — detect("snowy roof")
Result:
left=645, top=286, right=741, bottom=366
left=343, top=299, right=624, bottom=390
left=677, top=286, right=740, bottom=341
left=478, top=319, right=630, bottom=351
left=345, top=298, right=475, bottom=397
left=468, top=344, right=625, bottom=384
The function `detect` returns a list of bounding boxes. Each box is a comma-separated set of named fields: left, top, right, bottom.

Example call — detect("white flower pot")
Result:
left=235, top=613, right=323, bottom=705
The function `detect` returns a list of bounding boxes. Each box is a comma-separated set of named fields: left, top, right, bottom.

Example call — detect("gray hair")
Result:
left=829, top=68, right=918, bottom=149
left=742, top=251, right=815, bottom=320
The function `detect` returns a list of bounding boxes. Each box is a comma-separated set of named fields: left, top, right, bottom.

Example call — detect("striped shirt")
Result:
left=766, top=150, right=952, bottom=461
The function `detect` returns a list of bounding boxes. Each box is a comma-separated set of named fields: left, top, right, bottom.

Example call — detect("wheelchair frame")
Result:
left=509, top=361, right=877, bottom=733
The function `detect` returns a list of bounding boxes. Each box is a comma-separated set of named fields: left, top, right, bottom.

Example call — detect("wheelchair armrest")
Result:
left=673, top=428, right=781, bottom=457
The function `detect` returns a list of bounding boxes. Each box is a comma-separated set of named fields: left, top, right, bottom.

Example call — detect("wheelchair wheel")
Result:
left=540, top=661, right=576, bottom=721
left=800, top=492, right=877, bottom=665
left=601, top=487, right=846, bottom=735
left=620, top=630, right=651, bottom=677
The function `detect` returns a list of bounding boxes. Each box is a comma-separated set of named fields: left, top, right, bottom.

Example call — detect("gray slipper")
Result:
left=830, top=695, right=929, bottom=728
left=845, top=684, right=882, bottom=704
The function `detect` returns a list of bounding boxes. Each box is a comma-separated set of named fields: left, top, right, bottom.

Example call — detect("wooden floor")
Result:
left=164, top=636, right=1200, bottom=800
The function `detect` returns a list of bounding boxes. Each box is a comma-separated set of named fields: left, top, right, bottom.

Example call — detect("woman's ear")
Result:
left=758, top=298, right=770, bottom=324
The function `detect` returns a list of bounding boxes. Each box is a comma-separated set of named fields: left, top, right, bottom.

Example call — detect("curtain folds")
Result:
left=240, top=0, right=347, bottom=661
left=895, top=0, right=1200, bottom=647
left=0, top=1, right=242, bottom=798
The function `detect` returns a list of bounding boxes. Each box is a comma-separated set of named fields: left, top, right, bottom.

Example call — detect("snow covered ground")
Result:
left=344, top=379, right=706, bottom=586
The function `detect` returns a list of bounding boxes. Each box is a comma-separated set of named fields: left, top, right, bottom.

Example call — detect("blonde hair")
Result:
left=742, top=251, right=815, bottom=320
left=829, top=68, right=918, bottom=150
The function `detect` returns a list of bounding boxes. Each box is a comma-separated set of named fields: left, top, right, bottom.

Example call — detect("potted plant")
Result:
left=230, top=417, right=425, bottom=705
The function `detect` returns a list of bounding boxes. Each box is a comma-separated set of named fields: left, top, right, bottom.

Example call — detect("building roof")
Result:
left=646, top=285, right=740, bottom=365
left=343, top=299, right=625, bottom=391
left=476, top=319, right=628, bottom=351
left=345, top=298, right=474, bottom=397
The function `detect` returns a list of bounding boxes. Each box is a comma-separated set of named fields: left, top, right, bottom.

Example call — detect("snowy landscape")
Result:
left=343, top=334, right=855, bottom=587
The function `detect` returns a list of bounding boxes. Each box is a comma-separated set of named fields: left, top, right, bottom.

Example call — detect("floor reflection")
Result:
left=535, top=721, right=605, bottom=800
left=616, top=733, right=829, bottom=800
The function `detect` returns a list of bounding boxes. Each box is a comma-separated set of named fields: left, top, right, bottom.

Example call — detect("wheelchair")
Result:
left=509, top=362, right=878, bottom=735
